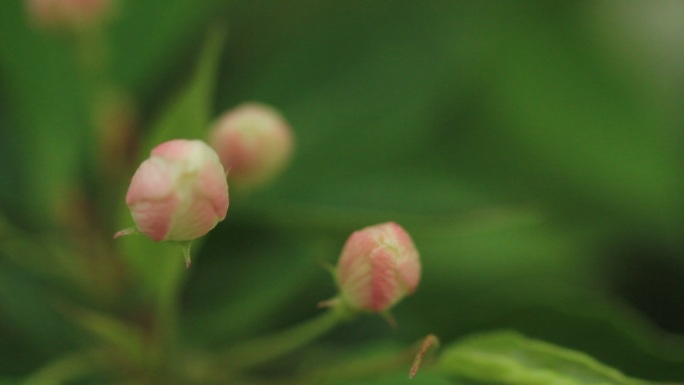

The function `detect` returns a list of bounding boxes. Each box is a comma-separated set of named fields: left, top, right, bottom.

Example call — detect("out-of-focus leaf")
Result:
left=432, top=2, right=684, bottom=243
left=536, top=300, right=684, bottom=379
left=0, top=263, right=82, bottom=373
left=183, top=226, right=328, bottom=344
left=438, top=331, right=673, bottom=385
left=401, top=217, right=684, bottom=380
left=23, top=350, right=103, bottom=385
left=0, top=2, right=90, bottom=225
left=402, top=289, right=684, bottom=381
left=138, top=26, right=225, bottom=157
left=62, top=306, right=146, bottom=364
left=419, top=217, right=593, bottom=301
left=109, top=0, right=225, bottom=98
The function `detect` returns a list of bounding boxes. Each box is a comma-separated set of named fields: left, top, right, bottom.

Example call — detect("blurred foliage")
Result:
left=438, top=331, right=673, bottom=385
left=0, top=0, right=683, bottom=384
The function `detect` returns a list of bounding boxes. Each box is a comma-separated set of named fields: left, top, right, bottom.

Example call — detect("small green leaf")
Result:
left=438, top=331, right=673, bottom=385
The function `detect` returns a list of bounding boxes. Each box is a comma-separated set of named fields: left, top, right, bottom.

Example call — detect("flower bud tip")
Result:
left=336, top=222, right=421, bottom=314
left=119, top=139, right=229, bottom=243
left=210, top=102, right=293, bottom=189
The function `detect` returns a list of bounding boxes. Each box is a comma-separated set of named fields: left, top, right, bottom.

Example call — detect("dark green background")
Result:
left=0, top=1, right=683, bottom=383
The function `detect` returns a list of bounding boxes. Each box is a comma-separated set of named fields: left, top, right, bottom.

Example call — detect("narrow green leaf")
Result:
left=116, top=26, right=226, bottom=292
left=23, top=350, right=103, bottom=385
left=109, top=0, right=226, bottom=95
left=140, top=25, right=226, bottom=156
left=438, top=331, right=674, bottom=385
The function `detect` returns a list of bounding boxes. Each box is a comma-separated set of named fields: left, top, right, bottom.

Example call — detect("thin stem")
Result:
left=216, top=303, right=354, bottom=372
left=153, top=249, right=188, bottom=373
left=150, top=239, right=207, bottom=381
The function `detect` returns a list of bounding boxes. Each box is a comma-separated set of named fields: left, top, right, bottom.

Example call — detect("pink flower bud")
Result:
left=209, top=103, right=294, bottom=189
left=336, top=222, right=421, bottom=313
left=26, top=0, right=113, bottom=31
left=116, top=139, right=229, bottom=242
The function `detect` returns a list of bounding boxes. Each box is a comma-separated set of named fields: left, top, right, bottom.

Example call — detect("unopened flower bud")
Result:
left=115, top=139, right=229, bottom=242
left=26, top=0, right=113, bottom=31
left=336, top=222, right=421, bottom=313
left=209, top=103, right=294, bottom=189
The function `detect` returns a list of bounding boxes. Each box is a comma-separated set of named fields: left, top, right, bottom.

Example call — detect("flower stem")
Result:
left=217, top=302, right=354, bottom=372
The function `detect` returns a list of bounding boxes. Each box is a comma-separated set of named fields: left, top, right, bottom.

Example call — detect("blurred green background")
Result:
left=0, top=0, right=683, bottom=384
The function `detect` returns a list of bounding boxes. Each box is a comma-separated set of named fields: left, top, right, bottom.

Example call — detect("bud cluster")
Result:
left=115, top=104, right=421, bottom=313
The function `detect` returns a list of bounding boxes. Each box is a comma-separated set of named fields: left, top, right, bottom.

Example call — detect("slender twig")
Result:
left=214, top=304, right=353, bottom=373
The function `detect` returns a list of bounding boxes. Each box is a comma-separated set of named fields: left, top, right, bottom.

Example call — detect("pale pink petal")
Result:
left=129, top=194, right=179, bottom=241
left=165, top=190, right=220, bottom=241
left=126, top=158, right=175, bottom=204
left=227, top=129, right=259, bottom=177
left=120, top=139, right=229, bottom=243
left=209, top=102, right=293, bottom=188
left=336, top=222, right=421, bottom=313
left=339, top=257, right=372, bottom=310
left=368, top=247, right=402, bottom=312
left=338, top=230, right=378, bottom=283
left=198, top=160, right=229, bottom=220
left=151, top=139, right=197, bottom=161
left=388, top=223, right=421, bottom=293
